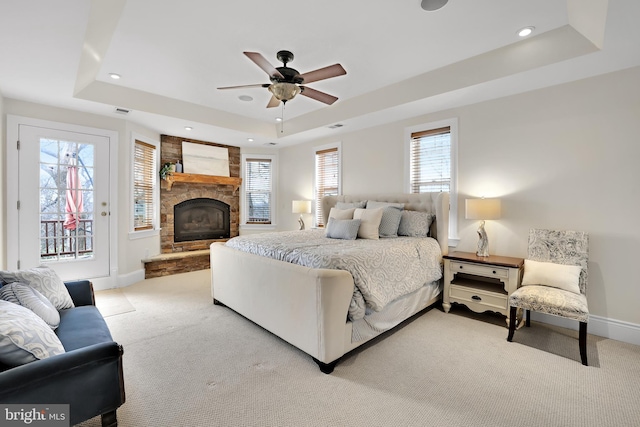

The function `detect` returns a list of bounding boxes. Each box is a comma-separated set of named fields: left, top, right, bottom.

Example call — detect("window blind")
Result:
left=315, top=147, right=339, bottom=227
left=410, top=127, right=451, bottom=193
left=133, top=140, right=156, bottom=231
left=245, top=158, right=272, bottom=224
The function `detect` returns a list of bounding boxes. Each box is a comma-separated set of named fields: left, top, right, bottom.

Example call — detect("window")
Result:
left=314, top=143, right=341, bottom=227
left=406, top=119, right=458, bottom=242
left=409, top=127, right=451, bottom=193
left=242, top=154, right=276, bottom=227
left=132, top=138, right=158, bottom=233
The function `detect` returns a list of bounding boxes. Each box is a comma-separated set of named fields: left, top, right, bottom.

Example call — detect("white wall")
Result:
left=277, top=66, right=640, bottom=326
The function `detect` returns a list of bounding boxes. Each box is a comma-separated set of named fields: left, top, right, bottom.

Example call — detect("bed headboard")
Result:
left=321, top=192, right=449, bottom=255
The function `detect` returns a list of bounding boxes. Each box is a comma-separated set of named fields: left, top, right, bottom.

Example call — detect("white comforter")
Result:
left=225, top=230, right=443, bottom=320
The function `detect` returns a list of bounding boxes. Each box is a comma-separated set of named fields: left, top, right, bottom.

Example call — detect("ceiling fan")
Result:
left=217, top=50, right=346, bottom=108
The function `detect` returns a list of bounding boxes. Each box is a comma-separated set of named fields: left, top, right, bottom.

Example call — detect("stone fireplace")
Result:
left=144, top=135, right=240, bottom=278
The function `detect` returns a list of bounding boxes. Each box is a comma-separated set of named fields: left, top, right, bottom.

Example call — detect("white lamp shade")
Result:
left=292, top=200, right=312, bottom=214
left=465, top=198, right=501, bottom=220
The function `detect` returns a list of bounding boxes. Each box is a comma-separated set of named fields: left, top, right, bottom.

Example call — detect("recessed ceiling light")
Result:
left=275, top=117, right=283, bottom=122
left=518, top=27, right=535, bottom=37
left=109, top=73, right=121, bottom=80
left=421, top=0, right=448, bottom=11
left=247, top=138, right=254, bottom=142
left=184, top=126, right=193, bottom=131
left=239, top=95, right=253, bottom=102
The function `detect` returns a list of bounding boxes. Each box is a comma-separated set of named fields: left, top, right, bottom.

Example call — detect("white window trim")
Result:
left=314, top=141, right=342, bottom=227
left=129, top=132, right=160, bottom=240
left=404, top=118, right=459, bottom=246
left=240, top=153, right=278, bottom=230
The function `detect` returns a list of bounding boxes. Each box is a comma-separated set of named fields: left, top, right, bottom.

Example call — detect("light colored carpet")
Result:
left=77, top=270, right=640, bottom=427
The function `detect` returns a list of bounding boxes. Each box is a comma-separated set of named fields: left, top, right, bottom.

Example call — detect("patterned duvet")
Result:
left=225, top=230, right=443, bottom=320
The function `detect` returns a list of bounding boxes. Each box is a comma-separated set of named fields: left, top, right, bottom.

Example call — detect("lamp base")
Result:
left=298, top=215, right=305, bottom=230
left=476, top=220, right=489, bottom=257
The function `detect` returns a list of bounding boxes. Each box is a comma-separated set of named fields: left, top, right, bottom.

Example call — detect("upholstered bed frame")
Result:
left=210, top=192, right=449, bottom=373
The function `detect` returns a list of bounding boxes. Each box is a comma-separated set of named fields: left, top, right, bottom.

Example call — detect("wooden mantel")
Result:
left=164, top=172, right=242, bottom=192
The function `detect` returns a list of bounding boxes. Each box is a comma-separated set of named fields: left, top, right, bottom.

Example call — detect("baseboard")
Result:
left=117, top=269, right=145, bottom=288
left=89, top=269, right=144, bottom=291
left=531, top=312, right=640, bottom=346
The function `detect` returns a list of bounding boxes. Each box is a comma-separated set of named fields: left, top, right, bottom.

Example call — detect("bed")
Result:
left=210, top=192, right=449, bottom=373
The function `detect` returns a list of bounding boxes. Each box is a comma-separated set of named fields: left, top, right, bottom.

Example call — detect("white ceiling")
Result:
left=1, top=0, right=639, bottom=148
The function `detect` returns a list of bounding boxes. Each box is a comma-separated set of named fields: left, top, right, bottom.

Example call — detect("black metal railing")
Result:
left=40, top=219, right=94, bottom=258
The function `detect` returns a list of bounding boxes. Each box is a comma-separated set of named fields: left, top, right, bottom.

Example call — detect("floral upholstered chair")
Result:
left=507, top=229, right=589, bottom=365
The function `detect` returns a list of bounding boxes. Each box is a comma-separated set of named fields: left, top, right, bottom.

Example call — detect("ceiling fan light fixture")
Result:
left=268, top=82, right=301, bottom=102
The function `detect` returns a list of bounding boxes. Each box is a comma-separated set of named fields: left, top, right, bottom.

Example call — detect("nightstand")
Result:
left=443, top=251, right=524, bottom=322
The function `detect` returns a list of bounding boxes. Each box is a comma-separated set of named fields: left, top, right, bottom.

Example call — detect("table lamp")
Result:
left=465, top=198, right=501, bottom=257
left=292, top=200, right=312, bottom=230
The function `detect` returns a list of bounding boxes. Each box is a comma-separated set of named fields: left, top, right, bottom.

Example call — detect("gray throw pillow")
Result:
left=398, top=211, right=435, bottom=237
left=0, top=300, right=65, bottom=367
left=0, top=266, right=74, bottom=310
left=0, top=282, right=61, bottom=329
left=325, top=218, right=361, bottom=240
left=366, top=201, right=404, bottom=237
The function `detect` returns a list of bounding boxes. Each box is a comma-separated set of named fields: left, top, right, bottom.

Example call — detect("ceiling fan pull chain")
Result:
left=281, top=102, right=285, bottom=134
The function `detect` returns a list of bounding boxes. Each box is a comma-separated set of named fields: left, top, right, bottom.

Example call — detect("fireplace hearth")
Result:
left=174, top=198, right=230, bottom=242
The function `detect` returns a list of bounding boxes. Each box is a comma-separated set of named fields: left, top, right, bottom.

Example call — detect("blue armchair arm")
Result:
left=0, top=341, right=125, bottom=425
left=64, top=280, right=95, bottom=306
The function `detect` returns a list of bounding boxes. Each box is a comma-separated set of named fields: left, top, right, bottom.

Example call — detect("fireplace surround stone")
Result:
left=149, top=135, right=240, bottom=277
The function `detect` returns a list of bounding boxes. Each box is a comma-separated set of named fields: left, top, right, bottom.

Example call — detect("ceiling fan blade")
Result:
left=299, top=64, right=346, bottom=84
left=217, top=83, right=270, bottom=90
left=266, top=95, right=280, bottom=108
left=244, top=52, right=285, bottom=80
left=300, top=86, right=339, bottom=105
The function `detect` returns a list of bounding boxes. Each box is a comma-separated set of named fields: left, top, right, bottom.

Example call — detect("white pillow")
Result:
left=0, top=282, right=60, bottom=329
left=0, top=300, right=65, bottom=367
left=522, top=259, right=582, bottom=294
left=353, top=208, right=384, bottom=240
left=328, top=207, right=355, bottom=220
left=0, top=266, right=74, bottom=310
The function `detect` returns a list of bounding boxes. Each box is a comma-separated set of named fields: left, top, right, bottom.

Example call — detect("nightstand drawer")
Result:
left=450, top=261, right=508, bottom=279
left=450, top=285, right=508, bottom=310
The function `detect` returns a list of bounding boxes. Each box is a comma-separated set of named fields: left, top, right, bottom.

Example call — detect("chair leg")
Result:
left=101, top=410, right=118, bottom=427
left=525, top=309, right=531, bottom=327
left=507, top=306, right=518, bottom=342
left=579, top=321, right=588, bottom=366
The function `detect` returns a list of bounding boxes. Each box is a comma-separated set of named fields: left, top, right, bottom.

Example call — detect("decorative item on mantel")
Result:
left=175, top=160, right=183, bottom=173
left=182, top=141, right=230, bottom=176
left=292, top=200, right=312, bottom=230
left=160, top=162, right=175, bottom=180
left=465, top=198, right=501, bottom=257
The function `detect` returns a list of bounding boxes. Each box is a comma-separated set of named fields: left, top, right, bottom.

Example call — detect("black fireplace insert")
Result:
left=174, top=198, right=230, bottom=242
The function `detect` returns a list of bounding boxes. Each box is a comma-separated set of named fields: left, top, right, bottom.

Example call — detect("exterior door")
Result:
left=7, top=118, right=112, bottom=280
